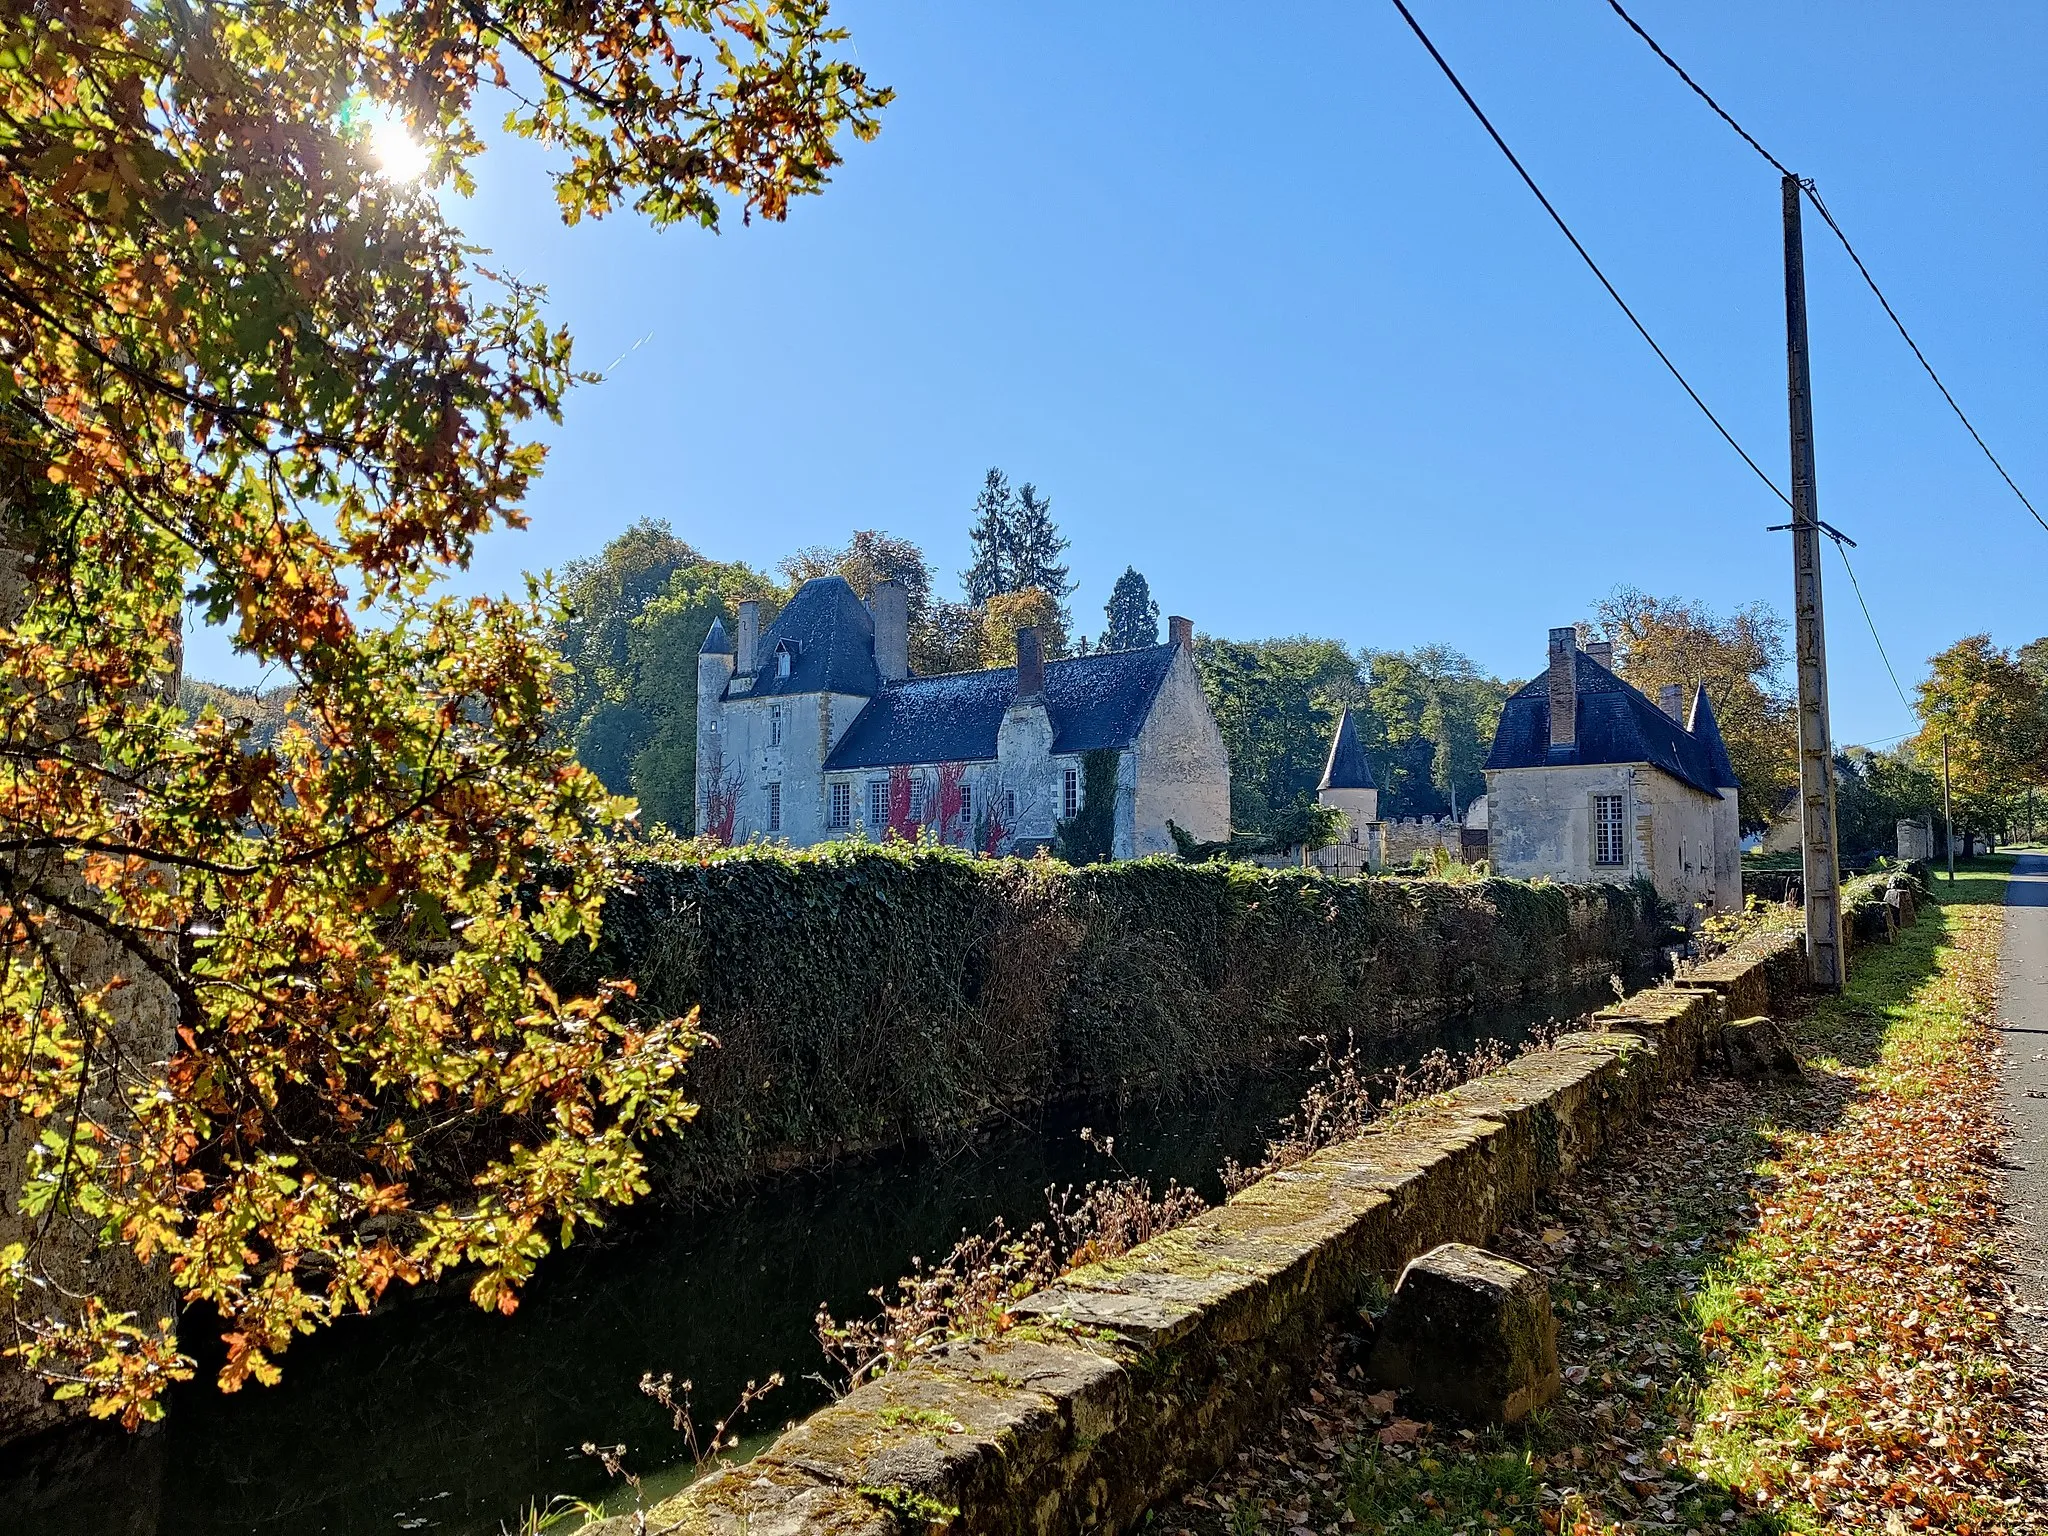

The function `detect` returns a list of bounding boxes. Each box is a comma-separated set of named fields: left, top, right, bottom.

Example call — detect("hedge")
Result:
left=565, top=842, right=1663, bottom=1198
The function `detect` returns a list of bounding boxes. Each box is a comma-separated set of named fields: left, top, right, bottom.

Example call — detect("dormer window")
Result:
left=773, top=638, right=799, bottom=681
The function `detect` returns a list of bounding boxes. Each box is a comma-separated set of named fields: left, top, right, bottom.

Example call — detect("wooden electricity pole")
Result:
left=1783, top=175, right=1845, bottom=989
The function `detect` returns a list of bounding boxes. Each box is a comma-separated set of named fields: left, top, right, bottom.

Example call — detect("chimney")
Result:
left=1168, top=615, right=1193, bottom=652
left=736, top=600, right=760, bottom=675
left=1014, top=626, right=1045, bottom=698
left=871, top=580, right=908, bottom=682
left=1586, top=640, right=1614, bottom=669
left=1659, top=683, right=1684, bottom=723
left=1547, top=626, right=1578, bottom=749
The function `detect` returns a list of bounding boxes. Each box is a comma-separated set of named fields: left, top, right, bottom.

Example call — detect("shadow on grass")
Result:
left=1344, top=880, right=2005, bottom=1536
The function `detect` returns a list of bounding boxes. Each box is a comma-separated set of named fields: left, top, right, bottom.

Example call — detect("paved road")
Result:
left=1999, top=855, right=2048, bottom=1342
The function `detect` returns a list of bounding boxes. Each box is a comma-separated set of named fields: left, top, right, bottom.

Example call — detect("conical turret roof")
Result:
left=1686, top=685, right=1740, bottom=788
left=699, top=615, right=732, bottom=655
left=1318, top=708, right=1377, bottom=792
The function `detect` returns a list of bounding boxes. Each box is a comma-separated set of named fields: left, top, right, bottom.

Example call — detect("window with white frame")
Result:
left=1062, top=765, right=1080, bottom=818
left=828, top=780, right=852, bottom=830
left=768, top=705, right=782, bottom=747
left=1593, top=793, right=1626, bottom=867
left=908, top=776, right=927, bottom=823
left=1003, top=789, right=1017, bottom=823
left=766, top=782, right=782, bottom=833
left=867, top=779, right=889, bottom=829
left=958, top=782, right=973, bottom=827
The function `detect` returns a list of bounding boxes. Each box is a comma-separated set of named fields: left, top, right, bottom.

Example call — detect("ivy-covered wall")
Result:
left=573, top=843, right=1661, bottom=1197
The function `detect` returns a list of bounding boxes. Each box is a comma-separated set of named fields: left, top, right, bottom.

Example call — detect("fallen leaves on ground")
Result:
left=1154, top=889, right=2041, bottom=1536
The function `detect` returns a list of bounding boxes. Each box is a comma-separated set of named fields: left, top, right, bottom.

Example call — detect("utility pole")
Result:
left=1783, top=175, right=1844, bottom=989
left=1942, top=732, right=1956, bottom=883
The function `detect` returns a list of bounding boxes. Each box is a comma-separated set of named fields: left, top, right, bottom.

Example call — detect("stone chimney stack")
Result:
left=736, top=599, right=760, bottom=675
left=871, top=580, right=909, bottom=682
left=1014, top=626, right=1044, bottom=698
left=1168, top=615, right=1193, bottom=652
left=1547, top=626, right=1578, bottom=750
left=1586, top=640, right=1614, bottom=669
left=1659, top=683, right=1684, bottom=722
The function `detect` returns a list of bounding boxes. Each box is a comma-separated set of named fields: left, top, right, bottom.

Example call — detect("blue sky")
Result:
left=194, top=2, right=2043, bottom=752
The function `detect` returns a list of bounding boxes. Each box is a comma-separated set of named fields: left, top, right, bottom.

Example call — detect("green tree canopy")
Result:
left=1364, top=646, right=1507, bottom=818
left=961, top=468, right=1015, bottom=607
left=1194, top=636, right=1365, bottom=836
left=1912, top=634, right=2048, bottom=845
left=553, top=522, right=779, bottom=821
left=1, top=0, right=884, bottom=1423
left=1101, top=566, right=1161, bottom=652
left=1833, top=746, right=1940, bottom=857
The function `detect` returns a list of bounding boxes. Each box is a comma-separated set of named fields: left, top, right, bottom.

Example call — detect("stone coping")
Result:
left=591, top=926, right=1813, bottom=1535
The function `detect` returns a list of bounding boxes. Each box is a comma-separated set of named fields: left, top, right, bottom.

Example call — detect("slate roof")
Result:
left=1318, top=708, right=1377, bottom=791
left=728, top=576, right=880, bottom=699
left=1483, top=650, right=1731, bottom=798
left=699, top=615, right=731, bottom=655
left=824, top=644, right=1178, bottom=771
left=1687, top=687, right=1740, bottom=788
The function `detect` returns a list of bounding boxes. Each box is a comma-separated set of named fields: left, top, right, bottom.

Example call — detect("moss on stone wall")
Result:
left=564, top=844, right=1661, bottom=1197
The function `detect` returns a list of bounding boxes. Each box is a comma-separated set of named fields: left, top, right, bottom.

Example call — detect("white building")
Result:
left=694, top=576, right=1230, bottom=857
left=1483, top=627, right=1741, bottom=917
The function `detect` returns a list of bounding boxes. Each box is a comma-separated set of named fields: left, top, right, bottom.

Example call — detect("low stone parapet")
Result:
left=595, top=926, right=1807, bottom=1535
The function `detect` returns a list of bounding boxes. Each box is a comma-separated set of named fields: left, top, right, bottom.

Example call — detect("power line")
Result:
left=1603, top=0, right=2048, bottom=537
left=1830, top=536, right=1916, bottom=720
left=1384, top=0, right=1792, bottom=511
left=1390, top=0, right=1925, bottom=744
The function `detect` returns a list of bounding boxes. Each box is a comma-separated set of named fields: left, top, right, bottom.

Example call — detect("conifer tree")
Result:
left=961, top=469, right=1015, bottom=605
left=1100, top=567, right=1161, bottom=651
left=1009, top=482, right=1073, bottom=626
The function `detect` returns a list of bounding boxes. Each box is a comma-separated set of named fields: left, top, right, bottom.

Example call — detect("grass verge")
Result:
left=1156, top=860, right=2037, bottom=1536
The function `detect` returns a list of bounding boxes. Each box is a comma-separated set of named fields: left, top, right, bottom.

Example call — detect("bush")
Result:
left=565, top=842, right=1660, bottom=1198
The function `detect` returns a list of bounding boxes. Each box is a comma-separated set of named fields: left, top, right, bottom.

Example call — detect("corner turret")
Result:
left=695, top=613, right=735, bottom=834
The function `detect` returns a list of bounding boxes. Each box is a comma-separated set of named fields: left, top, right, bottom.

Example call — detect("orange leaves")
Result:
left=0, top=0, right=877, bottom=1432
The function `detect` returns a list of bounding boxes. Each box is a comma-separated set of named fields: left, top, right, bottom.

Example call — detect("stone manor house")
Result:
left=1483, top=627, right=1741, bottom=915
left=1310, top=625, right=1742, bottom=916
left=694, top=575, right=1231, bottom=856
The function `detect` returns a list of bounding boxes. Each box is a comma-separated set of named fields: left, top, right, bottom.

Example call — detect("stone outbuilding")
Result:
left=694, top=576, right=1231, bottom=858
left=1483, top=627, right=1741, bottom=917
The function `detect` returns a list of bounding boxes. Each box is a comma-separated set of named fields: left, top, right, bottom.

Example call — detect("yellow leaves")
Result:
left=217, top=1332, right=282, bottom=1392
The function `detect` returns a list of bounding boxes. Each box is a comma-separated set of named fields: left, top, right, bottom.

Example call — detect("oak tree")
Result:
left=1592, top=587, right=1797, bottom=832
left=0, top=0, right=886, bottom=1428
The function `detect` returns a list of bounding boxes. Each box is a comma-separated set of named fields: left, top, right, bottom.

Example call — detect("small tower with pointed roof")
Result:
left=694, top=615, right=735, bottom=833
left=1316, top=709, right=1382, bottom=867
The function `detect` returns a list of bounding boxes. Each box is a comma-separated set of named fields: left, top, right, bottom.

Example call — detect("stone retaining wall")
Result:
left=594, top=922, right=1822, bottom=1535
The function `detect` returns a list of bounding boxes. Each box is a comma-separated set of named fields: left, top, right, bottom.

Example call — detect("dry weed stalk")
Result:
left=815, top=1148, right=1207, bottom=1393
left=817, top=1024, right=1576, bottom=1394
left=1220, top=1026, right=1568, bottom=1195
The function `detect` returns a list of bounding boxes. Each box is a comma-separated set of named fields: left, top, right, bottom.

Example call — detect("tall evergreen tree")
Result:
left=1009, top=481, right=1073, bottom=624
left=961, top=468, right=1015, bottom=605
left=1101, top=566, right=1161, bottom=651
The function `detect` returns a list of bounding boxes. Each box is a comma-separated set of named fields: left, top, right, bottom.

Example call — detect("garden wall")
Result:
left=573, top=844, right=1662, bottom=1197
left=588, top=917, right=1823, bottom=1536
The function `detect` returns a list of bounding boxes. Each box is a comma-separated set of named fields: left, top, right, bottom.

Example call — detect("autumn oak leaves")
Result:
left=0, top=2, right=885, bottom=1425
